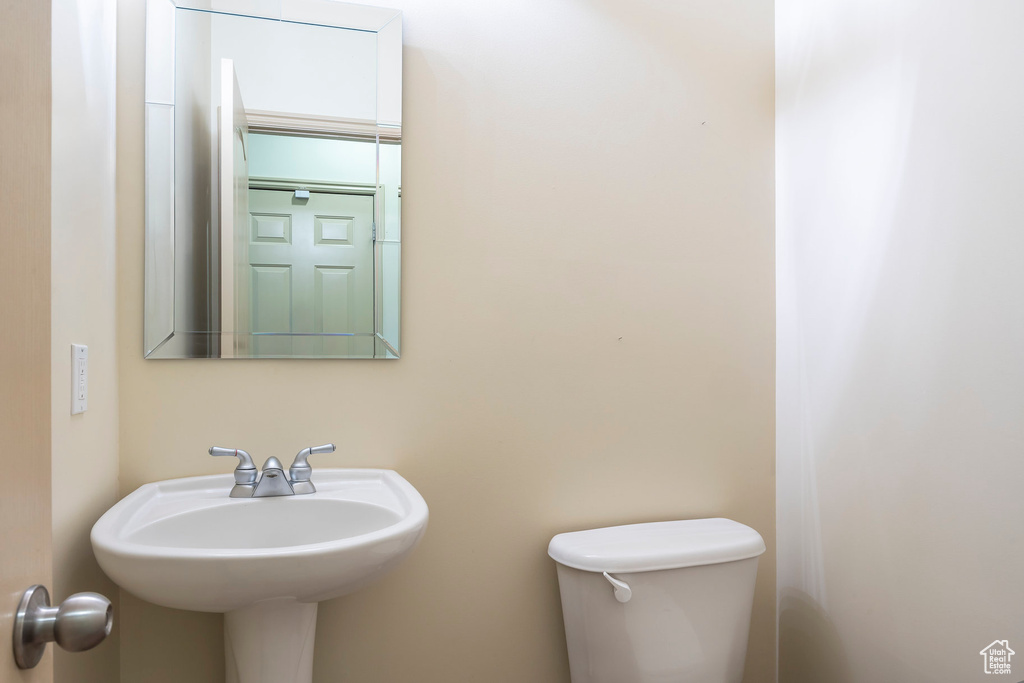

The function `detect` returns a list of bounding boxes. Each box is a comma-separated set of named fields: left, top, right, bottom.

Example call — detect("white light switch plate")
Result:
left=72, top=344, right=88, bottom=414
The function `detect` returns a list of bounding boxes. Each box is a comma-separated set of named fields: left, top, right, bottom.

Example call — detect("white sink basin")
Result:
left=92, top=469, right=427, bottom=683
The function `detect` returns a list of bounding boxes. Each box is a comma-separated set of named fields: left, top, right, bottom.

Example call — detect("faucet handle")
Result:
left=288, top=444, right=335, bottom=492
left=209, top=447, right=258, bottom=488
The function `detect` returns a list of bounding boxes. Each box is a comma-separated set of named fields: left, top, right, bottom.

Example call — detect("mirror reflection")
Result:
left=144, top=1, right=401, bottom=358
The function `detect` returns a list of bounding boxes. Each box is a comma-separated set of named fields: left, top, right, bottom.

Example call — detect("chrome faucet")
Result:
left=209, top=444, right=336, bottom=498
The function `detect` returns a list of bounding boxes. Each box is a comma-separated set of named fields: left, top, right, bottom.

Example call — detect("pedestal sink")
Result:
left=91, top=469, right=428, bottom=683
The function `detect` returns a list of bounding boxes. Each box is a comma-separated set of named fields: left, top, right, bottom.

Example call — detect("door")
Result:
left=1, top=0, right=53, bottom=678
left=246, top=190, right=375, bottom=357
left=219, top=58, right=250, bottom=357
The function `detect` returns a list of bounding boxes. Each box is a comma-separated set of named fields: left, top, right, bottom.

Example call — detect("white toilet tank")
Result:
left=548, top=518, right=765, bottom=683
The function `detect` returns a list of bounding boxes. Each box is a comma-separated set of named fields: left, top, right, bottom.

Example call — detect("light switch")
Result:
left=72, top=344, right=88, bottom=414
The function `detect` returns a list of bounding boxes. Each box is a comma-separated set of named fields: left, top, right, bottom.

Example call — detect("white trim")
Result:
left=171, top=0, right=401, bottom=33
left=248, top=176, right=377, bottom=196
left=246, top=109, right=401, bottom=142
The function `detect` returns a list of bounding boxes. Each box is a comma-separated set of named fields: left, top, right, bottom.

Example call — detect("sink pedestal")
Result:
left=225, top=599, right=318, bottom=683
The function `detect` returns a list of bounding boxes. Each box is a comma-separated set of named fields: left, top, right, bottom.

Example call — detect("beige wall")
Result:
left=50, top=0, right=121, bottom=681
left=777, top=2, right=1024, bottom=682
left=116, top=1, right=776, bottom=681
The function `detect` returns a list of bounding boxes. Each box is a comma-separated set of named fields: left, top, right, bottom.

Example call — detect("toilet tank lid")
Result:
left=547, top=518, right=766, bottom=573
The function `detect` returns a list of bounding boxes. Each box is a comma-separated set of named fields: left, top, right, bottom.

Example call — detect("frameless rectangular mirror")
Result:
left=144, top=0, right=401, bottom=358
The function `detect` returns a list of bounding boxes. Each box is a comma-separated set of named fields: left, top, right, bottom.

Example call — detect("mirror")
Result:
left=144, top=0, right=401, bottom=358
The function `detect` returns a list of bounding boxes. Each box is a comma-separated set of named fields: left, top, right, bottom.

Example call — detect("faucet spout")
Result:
left=252, top=457, right=295, bottom=498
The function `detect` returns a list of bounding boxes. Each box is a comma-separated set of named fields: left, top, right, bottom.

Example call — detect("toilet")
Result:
left=548, top=518, right=765, bottom=683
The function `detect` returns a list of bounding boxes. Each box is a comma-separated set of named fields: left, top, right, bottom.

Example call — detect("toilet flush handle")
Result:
left=602, top=572, right=632, bottom=603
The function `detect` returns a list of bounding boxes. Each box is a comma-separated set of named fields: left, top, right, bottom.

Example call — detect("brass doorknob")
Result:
left=13, top=585, right=112, bottom=669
